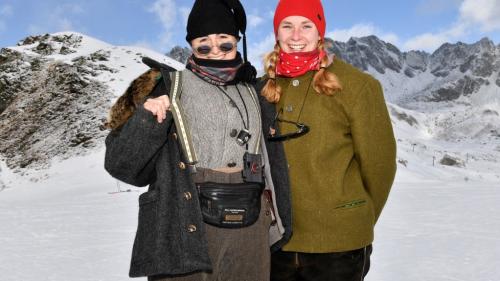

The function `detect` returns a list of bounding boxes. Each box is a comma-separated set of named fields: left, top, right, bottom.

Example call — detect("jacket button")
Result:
left=230, top=129, right=238, bottom=137
left=292, top=79, right=300, bottom=87
left=285, top=105, right=293, bottom=112
left=179, top=162, right=186, bottom=170
left=183, top=192, right=192, bottom=200
left=187, top=224, right=197, bottom=233
left=172, top=132, right=178, bottom=140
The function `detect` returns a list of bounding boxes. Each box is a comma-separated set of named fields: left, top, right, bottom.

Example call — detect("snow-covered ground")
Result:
left=0, top=151, right=143, bottom=281
left=0, top=148, right=499, bottom=281
left=368, top=181, right=500, bottom=281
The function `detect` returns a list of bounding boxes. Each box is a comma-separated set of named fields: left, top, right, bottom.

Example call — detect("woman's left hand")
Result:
left=143, top=95, right=171, bottom=123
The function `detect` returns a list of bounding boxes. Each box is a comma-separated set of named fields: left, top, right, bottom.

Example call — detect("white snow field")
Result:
left=0, top=149, right=499, bottom=281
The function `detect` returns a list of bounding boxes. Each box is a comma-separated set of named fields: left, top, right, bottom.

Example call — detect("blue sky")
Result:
left=1, top=0, right=500, bottom=61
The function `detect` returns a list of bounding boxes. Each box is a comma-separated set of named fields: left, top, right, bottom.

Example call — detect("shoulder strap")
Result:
left=142, top=56, right=198, bottom=168
left=159, top=69, right=198, bottom=167
left=243, top=82, right=262, bottom=155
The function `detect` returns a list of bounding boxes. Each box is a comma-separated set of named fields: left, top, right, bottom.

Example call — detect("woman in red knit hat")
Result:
left=258, top=0, right=397, bottom=280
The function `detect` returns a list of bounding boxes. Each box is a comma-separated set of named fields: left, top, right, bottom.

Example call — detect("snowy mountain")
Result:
left=0, top=32, right=184, bottom=175
left=325, top=36, right=500, bottom=105
left=166, top=45, right=191, bottom=64
left=0, top=32, right=499, bottom=183
left=324, top=36, right=500, bottom=181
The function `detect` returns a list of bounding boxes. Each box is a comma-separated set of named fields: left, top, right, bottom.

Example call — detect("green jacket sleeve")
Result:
left=350, top=78, right=396, bottom=222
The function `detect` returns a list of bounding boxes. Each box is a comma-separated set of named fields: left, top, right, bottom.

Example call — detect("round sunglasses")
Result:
left=195, top=42, right=236, bottom=55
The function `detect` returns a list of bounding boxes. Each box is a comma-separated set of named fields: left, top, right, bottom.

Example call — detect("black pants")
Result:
left=271, top=245, right=372, bottom=281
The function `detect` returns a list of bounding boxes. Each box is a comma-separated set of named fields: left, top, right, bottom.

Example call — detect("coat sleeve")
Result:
left=350, top=78, right=397, bottom=222
left=104, top=77, right=173, bottom=187
left=258, top=89, right=293, bottom=252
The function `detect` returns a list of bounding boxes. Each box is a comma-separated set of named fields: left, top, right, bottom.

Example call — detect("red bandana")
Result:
left=276, top=49, right=326, bottom=78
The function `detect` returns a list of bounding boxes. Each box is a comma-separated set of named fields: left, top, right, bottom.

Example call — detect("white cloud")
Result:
left=248, top=32, right=276, bottom=74
left=459, top=0, right=500, bottom=32
left=179, top=6, right=190, bottom=27
left=27, top=24, right=44, bottom=35
left=52, top=5, right=83, bottom=32
left=326, top=23, right=400, bottom=46
left=402, top=0, right=500, bottom=52
left=61, top=4, right=84, bottom=14
left=416, top=0, right=462, bottom=15
left=316, top=0, right=500, bottom=53
left=57, top=18, right=75, bottom=31
left=402, top=22, right=467, bottom=51
left=148, top=0, right=178, bottom=49
left=0, top=4, right=13, bottom=33
left=149, top=0, right=177, bottom=30
left=248, top=14, right=264, bottom=28
left=132, top=40, right=155, bottom=51
left=25, top=4, right=83, bottom=36
left=403, top=33, right=451, bottom=51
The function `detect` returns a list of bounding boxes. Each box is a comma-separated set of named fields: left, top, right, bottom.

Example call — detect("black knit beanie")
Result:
left=186, top=0, right=246, bottom=43
left=186, top=0, right=256, bottom=83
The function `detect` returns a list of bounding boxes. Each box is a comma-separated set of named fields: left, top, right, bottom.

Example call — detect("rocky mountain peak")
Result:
left=476, top=37, right=496, bottom=51
left=0, top=48, right=111, bottom=171
left=166, top=46, right=191, bottom=64
left=16, top=33, right=83, bottom=56
left=326, top=35, right=404, bottom=75
left=0, top=31, right=186, bottom=173
left=430, top=38, right=499, bottom=78
left=404, top=50, right=429, bottom=74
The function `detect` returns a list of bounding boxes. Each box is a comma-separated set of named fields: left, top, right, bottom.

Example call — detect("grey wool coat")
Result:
left=104, top=69, right=292, bottom=278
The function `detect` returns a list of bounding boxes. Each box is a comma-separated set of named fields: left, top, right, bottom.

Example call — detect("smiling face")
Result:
left=276, top=16, right=320, bottom=53
left=190, top=33, right=238, bottom=60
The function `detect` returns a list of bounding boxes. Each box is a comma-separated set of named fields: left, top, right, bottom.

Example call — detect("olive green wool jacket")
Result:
left=272, top=58, right=396, bottom=253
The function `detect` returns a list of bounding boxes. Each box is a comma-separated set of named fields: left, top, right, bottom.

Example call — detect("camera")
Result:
left=236, top=129, right=251, bottom=146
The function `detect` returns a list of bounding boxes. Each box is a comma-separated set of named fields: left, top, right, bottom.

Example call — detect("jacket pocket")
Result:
left=132, top=190, right=159, bottom=265
left=139, top=189, right=158, bottom=205
left=334, top=199, right=366, bottom=210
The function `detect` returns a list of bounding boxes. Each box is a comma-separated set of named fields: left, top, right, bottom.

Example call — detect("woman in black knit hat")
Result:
left=104, top=0, right=292, bottom=280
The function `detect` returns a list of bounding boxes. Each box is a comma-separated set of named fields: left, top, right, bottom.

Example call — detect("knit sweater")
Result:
left=275, top=58, right=396, bottom=253
left=180, top=70, right=261, bottom=169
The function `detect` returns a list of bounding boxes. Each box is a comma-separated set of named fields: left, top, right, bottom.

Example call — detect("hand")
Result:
left=143, top=95, right=171, bottom=123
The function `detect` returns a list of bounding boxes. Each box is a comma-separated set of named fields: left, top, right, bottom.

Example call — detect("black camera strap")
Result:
left=217, top=84, right=264, bottom=184
left=216, top=85, right=251, bottom=149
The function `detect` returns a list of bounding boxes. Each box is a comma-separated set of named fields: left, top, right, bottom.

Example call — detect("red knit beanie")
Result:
left=273, top=0, right=326, bottom=38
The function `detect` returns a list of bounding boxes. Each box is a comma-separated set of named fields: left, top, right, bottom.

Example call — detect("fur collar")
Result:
left=105, top=69, right=161, bottom=130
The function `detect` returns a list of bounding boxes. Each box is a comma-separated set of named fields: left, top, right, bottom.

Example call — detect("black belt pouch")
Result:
left=197, top=182, right=264, bottom=228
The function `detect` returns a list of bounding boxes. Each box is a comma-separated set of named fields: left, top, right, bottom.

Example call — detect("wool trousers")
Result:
left=149, top=168, right=272, bottom=281
left=270, top=245, right=372, bottom=281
